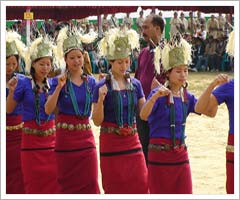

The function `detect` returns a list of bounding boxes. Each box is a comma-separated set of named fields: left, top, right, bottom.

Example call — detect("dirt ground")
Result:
left=92, top=72, right=234, bottom=194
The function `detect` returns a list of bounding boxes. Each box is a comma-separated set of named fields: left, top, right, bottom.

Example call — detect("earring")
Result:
left=183, top=81, right=188, bottom=89
left=124, top=72, right=130, bottom=79
left=81, top=73, right=87, bottom=81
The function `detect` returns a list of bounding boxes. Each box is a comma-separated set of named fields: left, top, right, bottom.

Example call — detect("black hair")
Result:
left=151, top=14, right=165, bottom=34
left=31, top=57, right=52, bottom=93
left=6, top=54, right=19, bottom=61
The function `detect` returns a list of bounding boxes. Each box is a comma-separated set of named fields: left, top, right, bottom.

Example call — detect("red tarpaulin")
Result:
left=142, top=6, right=234, bottom=14
left=6, top=6, right=234, bottom=21
left=6, top=6, right=138, bottom=20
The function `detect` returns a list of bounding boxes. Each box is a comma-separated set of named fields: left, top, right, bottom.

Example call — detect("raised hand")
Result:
left=98, top=73, right=106, bottom=81
left=7, top=76, right=18, bottom=92
left=155, top=85, right=171, bottom=97
left=151, top=77, right=161, bottom=90
left=99, top=84, right=108, bottom=101
left=212, top=74, right=229, bottom=87
left=57, top=73, right=67, bottom=89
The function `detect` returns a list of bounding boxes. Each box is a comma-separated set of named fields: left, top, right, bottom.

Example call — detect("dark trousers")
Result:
left=136, top=115, right=149, bottom=164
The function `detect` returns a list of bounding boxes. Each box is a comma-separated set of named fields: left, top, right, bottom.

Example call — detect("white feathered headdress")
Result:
left=54, top=26, right=97, bottom=71
left=226, top=31, right=234, bottom=57
left=25, top=35, right=55, bottom=74
left=6, top=31, right=27, bottom=59
left=98, top=27, right=139, bottom=60
left=161, top=34, right=192, bottom=71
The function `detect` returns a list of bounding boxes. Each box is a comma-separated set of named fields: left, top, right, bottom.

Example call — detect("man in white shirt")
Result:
left=170, top=11, right=182, bottom=38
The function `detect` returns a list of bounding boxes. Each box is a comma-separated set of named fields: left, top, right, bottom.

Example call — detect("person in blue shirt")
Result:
left=45, top=27, right=100, bottom=194
left=195, top=31, right=234, bottom=194
left=6, top=35, right=59, bottom=194
left=140, top=35, right=199, bottom=194
left=92, top=28, right=149, bottom=194
left=6, top=31, right=25, bottom=194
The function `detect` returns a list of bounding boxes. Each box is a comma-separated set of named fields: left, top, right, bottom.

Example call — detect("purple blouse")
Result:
left=147, top=86, right=198, bottom=139
left=6, top=74, right=23, bottom=116
left=49, top=75, right=96, bottom=117
left=92, top=77, right=144, bottom=125
left=135, top=46, right=165, bottom=97
left=13, top=74, right=54, bottom=122
left=212, top=79, right=234, bottom=134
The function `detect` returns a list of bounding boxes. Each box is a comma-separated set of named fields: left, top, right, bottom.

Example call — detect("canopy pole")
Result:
left=98, top=15, right=103, bottom=38
left=26, top=7, right=31, bottom=46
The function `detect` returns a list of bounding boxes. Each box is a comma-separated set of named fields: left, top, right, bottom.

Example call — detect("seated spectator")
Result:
left=205, top=36, right=218, bottom=71
left=194, top=37, right=207, bottom=71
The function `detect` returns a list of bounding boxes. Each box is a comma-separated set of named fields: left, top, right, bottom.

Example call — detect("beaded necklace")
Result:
left=65, top=73, right=91, bottom=117
left=166, top=82, right=188, bottom=147
left=106, top=73, right=136, bottom=128
left=32, top=77, right=50, bottom=125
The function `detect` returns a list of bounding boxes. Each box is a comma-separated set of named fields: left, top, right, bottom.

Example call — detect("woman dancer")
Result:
left=6, top=36, right=59, bottom=194
left=92, top=28, right=149, bottom=194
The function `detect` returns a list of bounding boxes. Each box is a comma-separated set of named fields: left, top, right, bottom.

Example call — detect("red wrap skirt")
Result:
left=21, top=120, right=59, bottom=194
left=6, top=115, right=25, bottom=194
left=148, top=138, right=192, bottom=194
left=100, top=122, right=149, bottom=194
left=226, top=134, right=234, bottom=194
left=55, top=114, right=100, bottom=194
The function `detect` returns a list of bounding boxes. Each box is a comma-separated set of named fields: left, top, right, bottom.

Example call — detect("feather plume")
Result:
left=25, top=37, right=43, bottom=73
left=6, top=31, right=27, bottom=60
left=180, top=37, right=192, bottom=66
left=127, top=29, right=140, bottom=50
left=226, top=31, right=234, bottom=57
left=98, top=28, right=139, bottom=58
left=161, top=44, right=170, bottom=71
left=54, top=27, right=69, bottom=71
left=56, top=27, right=68, bottom=60
left=6, top=31, right=21, bottom=43
left=80, top=31, right=97, bottom=44
left=154, top=46, right=162, bottom=74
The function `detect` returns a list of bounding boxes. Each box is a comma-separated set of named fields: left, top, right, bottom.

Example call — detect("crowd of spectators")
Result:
left=7, top=10, right=234, bottom=74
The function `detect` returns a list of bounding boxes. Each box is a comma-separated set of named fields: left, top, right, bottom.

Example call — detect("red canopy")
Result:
left=6, top=6, right=138, bottom=20
left=142, top=6, right=234, bottom=14
left=6, top=6, right=234, bottom=21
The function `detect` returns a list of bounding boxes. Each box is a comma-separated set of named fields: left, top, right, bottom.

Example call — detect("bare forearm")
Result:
left=195, top=82, right=216, bottom=114
left=92, top=99, right=104, bottom=126
left=6, top=91, right=17, bottom=114
left=45, top=87, right=61, bottom=115
left=140, top=95, right=158, bottom=121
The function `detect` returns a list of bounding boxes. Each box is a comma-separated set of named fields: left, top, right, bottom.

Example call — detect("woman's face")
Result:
left=110, top=57, right=130, bottom=77
left=168, top=65, right=188, bottom=87
left=32, top=57, right=52, bottom=80
left=6, top=55, right=18, bottom=76
left=65, top=49, right=84, bottom=73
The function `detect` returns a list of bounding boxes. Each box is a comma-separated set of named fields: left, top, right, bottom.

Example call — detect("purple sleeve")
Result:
left=212, top=81, right=232, bottom=105
left=13, top=74, right=26, bottom=103
left=186, top=92, right=198, bottom=114
left=132, top=78, right=144, bottom=100
left=48, top=77, right=59, bottom=95
left=146, top=86, right=161, bottom=115
left=92, top=78, right=106, bottom=103
left=88, top=75, right=97, bottom=94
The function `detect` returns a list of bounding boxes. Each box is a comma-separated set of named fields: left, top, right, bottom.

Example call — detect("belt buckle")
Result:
left=163, top=144, right=171, bottom=151
left=173, top=144, right=185, bottom=152
left=119, top=127, right=132, bottom=136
